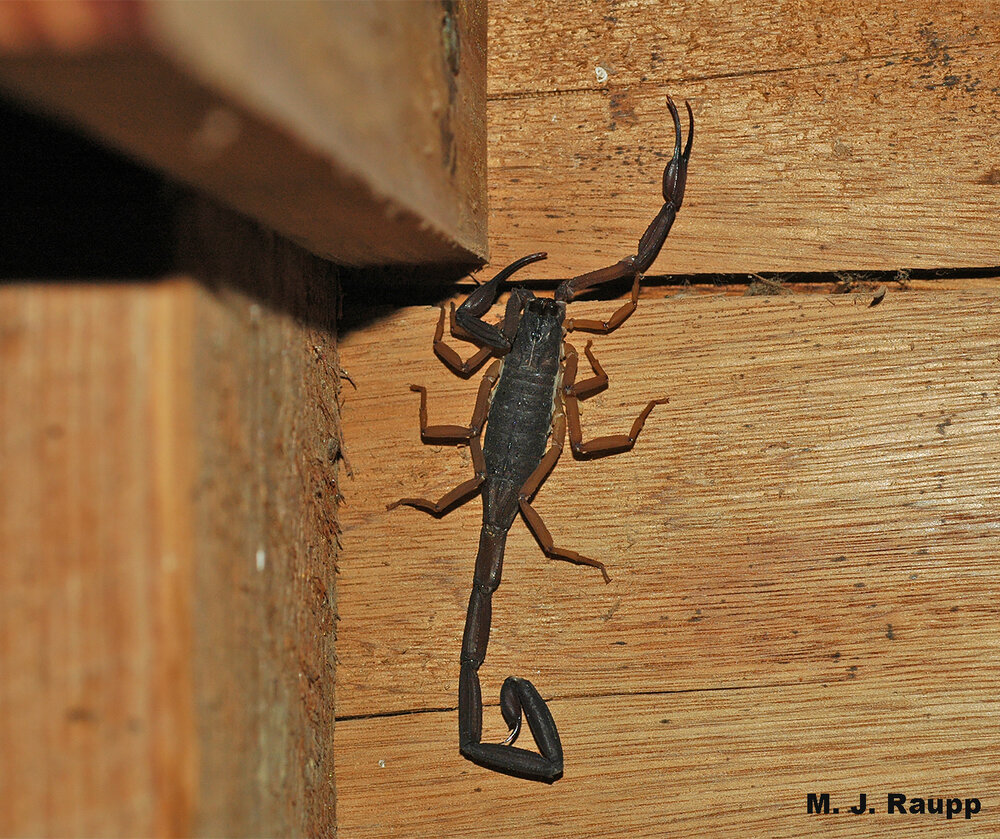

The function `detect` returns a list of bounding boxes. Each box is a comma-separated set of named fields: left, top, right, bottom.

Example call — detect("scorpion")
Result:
left=388, top=96, right=693, bottom=782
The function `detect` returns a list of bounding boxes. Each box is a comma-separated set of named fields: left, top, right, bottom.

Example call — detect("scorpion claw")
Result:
left=662, top=96, right=694, bottom=207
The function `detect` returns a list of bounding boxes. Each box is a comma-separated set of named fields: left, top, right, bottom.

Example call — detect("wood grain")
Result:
left=179, top=204, right=341, bottom=837
left=487, top=0, right=1000, bottom=276
left=0, top=282, right=198, bottom=837
left=0, top=210, right=342, bottom=836
left=335, top=290, right=1000, bottom=835
left=0, top=0, right=487, bottom=266
left=336, top=682, right=997, bottom=838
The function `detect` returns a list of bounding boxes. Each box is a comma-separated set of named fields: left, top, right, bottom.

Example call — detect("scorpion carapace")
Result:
left=388, top=96, right=694, bottom=782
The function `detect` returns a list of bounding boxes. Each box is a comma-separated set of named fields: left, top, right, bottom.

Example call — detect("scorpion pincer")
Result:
left=388, top=96, right=694, bottom=782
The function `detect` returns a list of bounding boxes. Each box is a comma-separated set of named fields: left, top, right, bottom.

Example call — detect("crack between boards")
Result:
left=335, top=678, right=817, bottom=724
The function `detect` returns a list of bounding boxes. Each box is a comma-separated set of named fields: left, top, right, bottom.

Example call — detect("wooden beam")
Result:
left=334, top=289, right=1000, bottom=833
left=0, top=282, right=197, bottom=837
left=0, top=205, right=341, bottom=837
left=487, top=0, right=1000, bottom=276
left=179, top=203, right=341, bottom=836
left=0, top=1, right=487, bottom=266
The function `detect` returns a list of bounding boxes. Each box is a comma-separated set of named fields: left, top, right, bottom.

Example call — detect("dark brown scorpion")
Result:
left=389, top=96, right=693, bottom=782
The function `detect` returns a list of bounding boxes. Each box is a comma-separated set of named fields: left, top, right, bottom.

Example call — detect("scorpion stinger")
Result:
left=388, top=96, right=694, bottom=782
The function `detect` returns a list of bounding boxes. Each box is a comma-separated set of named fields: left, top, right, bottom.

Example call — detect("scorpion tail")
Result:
left=457, top=526, right=563, bottom=781
left=458, top=665, right=564, bottom=783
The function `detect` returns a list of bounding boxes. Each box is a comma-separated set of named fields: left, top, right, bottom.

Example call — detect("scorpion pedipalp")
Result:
left=557, top=94, right=693, bottom=312
left=662, top=96, right=694, bottom=207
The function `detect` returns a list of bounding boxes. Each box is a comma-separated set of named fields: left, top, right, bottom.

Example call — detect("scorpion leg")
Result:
left=516, top=413, right=611, bottom=582
left=565, top=392, right=668, bottom=460
left=558, top=96, right=694, bottom=333
left=520, top=499, right=611, bottom=583
left=387, top=437, right=485, bottom=515
left=563, top=340, right=608, bottom=399
left=410, top=359, right=501, bottom=444
left=563, top=341, right=667, bottom=459
left=388, top=362, right=501, bottom=514
left=564, top=273, right=641, bottom=335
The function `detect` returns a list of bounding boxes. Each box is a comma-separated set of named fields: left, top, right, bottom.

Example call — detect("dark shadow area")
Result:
left=337, top=261, right=479, bottom=336
left=338, top=261, right=1000, bottom=337
left=0, top=93, right=479, bottom=336
left=5, top=92, right=995, bottom=337
left=339, top=261, right=479, bottom=307
left=172, top=192, right=341, bottom=333
left=0, top=94, right=175, bottom=279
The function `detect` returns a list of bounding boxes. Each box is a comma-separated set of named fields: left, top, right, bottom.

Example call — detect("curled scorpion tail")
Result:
left=457, top=524, right=564, bottom=782
left=459, top=665, right=564, bottom=783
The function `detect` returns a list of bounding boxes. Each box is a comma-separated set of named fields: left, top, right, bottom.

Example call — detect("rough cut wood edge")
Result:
left=487, top=0, right=1000, bottom=275
left=0, top=210, right=342, bottom=836
left=178, top=200, right=342, bottom=836
left=0, top=0, right=487, bottom=266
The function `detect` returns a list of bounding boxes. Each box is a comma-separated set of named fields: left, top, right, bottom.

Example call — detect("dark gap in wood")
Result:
left=454, top=265, right=1000, bottom=298
left=335, top=678, right=811, bottom=723
left=0, top=94, right=176, bottom=279
left=339, top=264, right=1000, bottom=333
left=336, top=704, right=459, bottom=723
left=650, top=264, right=1000, bottom=289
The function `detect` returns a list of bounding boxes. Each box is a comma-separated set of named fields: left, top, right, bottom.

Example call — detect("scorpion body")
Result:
left=390, top=97, right=694, bottom=782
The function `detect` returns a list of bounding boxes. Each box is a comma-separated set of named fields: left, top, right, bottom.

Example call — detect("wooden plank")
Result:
left=487, top=0, right=1000, bottom=276
left=0, top=0, right=487, bottom=266
left=335, top=681, right=998, bottom=837
left=0, top=209, right=342, bottom=836
left=337, top=291, right=1000, bottom=718
left=334, top=290, right=1000, bottom=830
left=0, top=282, right=197, bottom=837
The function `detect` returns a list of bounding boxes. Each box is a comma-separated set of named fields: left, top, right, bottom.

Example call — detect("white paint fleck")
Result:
left=256, top=547, right=266, bottom=572
left=378, top=759, right=386, bottom=769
